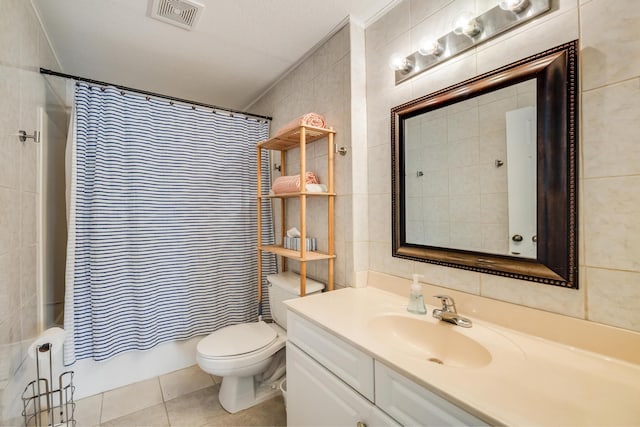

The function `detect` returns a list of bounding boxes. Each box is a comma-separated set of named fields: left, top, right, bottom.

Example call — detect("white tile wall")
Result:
left=580, top=0, right=640, bottom=91
left=582, top=78, right=640, bottom=179
left=583, top=175, right=640, bottom=271
left=365, top=0, right=640, bottom=332
left=249, top=24, right=356, bottom=287
left=0, top=0, right=66, bottom=421
left=587, top=268, right=640, bottom=330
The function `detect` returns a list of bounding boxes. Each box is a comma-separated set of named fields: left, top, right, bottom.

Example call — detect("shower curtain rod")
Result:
left=40, top=68, right=273, bottom=122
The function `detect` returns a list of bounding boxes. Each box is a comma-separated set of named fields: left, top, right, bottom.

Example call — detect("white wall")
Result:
left=250, top=23, right=370, bottom=288
left=365, top=0, right=640, bottom=332
left=0, top=0, right=68, bottom=421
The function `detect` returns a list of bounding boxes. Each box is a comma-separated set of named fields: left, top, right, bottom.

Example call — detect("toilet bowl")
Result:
left=196, top=271, right=324, bottom=413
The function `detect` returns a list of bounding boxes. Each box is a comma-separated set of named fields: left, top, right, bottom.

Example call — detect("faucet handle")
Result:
left=433, top=295, right=457, bottom=313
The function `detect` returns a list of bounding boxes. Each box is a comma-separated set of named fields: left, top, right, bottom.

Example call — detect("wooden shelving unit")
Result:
left=257, top=125, right=336, bottom=300
left=258, top=245, right=336, bottom=262
left=257, top=192, right=337, bottom=199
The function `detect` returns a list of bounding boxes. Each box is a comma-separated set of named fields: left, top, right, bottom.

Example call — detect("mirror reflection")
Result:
left=392, top=40, right=579, bottom=288
left=403, top=79, right=537, bottom=258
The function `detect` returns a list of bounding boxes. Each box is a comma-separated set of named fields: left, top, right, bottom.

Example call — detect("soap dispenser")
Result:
left=407, top=274, right=427, bottom=314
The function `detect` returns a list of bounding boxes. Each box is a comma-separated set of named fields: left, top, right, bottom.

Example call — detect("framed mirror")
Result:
left=391, top=40, right=578, bottom=288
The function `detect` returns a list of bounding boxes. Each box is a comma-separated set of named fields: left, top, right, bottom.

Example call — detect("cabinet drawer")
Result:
left=375, top=361, right=489, bottom=426
left=287, top=311, right=375, bottom=401
left=287, top=343, right=399, bottom=427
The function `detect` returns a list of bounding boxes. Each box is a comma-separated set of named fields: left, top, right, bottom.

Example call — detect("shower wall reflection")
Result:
left=403, top=79, right=536, bottom=257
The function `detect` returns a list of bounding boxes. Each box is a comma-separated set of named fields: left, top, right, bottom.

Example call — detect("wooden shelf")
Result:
left=259, top=245, right=336, bottom=262
left=258, top=125, right=335, bottom=151
left=257, top=123, right=336, bottom=298
left=258, top=192, right=336, bottom=199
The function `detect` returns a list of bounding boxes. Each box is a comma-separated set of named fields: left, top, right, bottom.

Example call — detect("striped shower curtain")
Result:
left=63, top=83, right=276, bottom=364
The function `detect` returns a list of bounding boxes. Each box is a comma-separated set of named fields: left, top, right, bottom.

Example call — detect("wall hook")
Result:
left=336, top=146, right=348, bottom=156
left=18, top=130, right=40, bottom=143
left=495, top=159, right=504, bottom=167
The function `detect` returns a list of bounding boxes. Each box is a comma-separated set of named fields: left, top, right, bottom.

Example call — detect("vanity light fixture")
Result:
left=418, top=37, right=444, bottom=57
left=388, top=53, right=413, bottom=73
left=452, top=11, right=482, bottom=37
left=499, top=0, right=530, bottom=13
left=391, top=0, right=549, bottom=85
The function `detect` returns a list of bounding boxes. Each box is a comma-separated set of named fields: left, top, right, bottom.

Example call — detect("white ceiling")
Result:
left=33, top=0, right=396, bottom=110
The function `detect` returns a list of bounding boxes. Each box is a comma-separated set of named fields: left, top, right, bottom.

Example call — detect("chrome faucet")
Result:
left=432, top=295, right=472, bottom=328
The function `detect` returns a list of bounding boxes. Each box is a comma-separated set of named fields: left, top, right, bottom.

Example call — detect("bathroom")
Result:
left=1, top=0, right=639, bottom=425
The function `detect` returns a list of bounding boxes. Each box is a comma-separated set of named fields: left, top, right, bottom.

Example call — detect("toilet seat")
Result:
left=195, top=271, right=324, bottom=414
left=197, top=321, right=277, bottom=359
left=196, top=322, right=286, bottom=378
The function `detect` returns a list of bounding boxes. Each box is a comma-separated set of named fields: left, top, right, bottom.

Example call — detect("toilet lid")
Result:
left=197, top=321, right=277, bottom=357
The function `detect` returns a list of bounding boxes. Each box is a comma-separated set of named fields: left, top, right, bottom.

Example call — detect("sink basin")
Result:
left=368, top=314, right=492, bottom=368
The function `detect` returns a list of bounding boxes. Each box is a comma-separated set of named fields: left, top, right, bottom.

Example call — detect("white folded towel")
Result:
left=305, top=183, right=328, bottom=193
left=287, top=227, right=301, bottom=238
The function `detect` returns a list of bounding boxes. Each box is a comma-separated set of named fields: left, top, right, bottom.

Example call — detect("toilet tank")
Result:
left=267, top=271, right=325, bottom=329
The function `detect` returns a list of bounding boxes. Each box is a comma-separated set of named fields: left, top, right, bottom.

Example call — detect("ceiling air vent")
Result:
left=150, top=0, right=204, bottom=30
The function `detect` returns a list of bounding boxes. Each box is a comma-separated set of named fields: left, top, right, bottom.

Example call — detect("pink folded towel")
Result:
left=272, top=172, right=319, bottom=194
left=274, top=113, right=326, bottom=136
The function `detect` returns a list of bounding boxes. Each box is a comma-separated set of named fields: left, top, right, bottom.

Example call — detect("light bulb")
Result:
left=499, top=0, right=530, bottom=13
left=418, top=37, right=444, bottom=56
left=388, top=53, right=413, bottom=73
left=452, top=11, right=482, bottom=37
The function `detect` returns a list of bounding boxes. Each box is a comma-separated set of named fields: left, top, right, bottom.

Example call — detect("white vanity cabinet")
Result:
left=286, top=311, right=488, bottom=427
left=287, top=344, right=399, bottom=426
left=375, top=362, right=488, bottom=426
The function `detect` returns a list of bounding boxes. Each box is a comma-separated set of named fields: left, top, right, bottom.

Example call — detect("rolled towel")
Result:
left=274, top=113, right=326, bottom=136
left=272, top=172, right=319, bottom=194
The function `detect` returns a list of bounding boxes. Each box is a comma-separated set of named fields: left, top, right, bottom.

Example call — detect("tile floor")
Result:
left=73, top=365, right=286, bottom=426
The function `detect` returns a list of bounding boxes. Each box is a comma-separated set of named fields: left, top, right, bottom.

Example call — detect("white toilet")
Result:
left=196, top=271, right=324, bottom=413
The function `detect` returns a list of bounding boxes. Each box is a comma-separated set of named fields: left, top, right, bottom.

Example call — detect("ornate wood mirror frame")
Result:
left=391, top=40, right=578, bottom=288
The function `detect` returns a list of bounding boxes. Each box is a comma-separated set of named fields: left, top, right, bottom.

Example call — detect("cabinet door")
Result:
left=375, top=361, right=489, bottom=426
left=287, top=343, right=399, bottom=427
left=287, top=311, right=375, bottom=400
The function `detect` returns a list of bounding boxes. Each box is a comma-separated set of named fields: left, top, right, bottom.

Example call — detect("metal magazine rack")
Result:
left=21, top=343, right=75, bottom=427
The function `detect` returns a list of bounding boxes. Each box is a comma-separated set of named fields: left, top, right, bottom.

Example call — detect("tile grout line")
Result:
left=582, top=265, right=640, bottom=275
left=98, top=392, right=104, bottom=426
left=577, top=1, right=587, bottom=323
left=158, top=376, right=172, bottom=426
left=582, top=173, right=640, bottom=182
left=581, top=75, right=640, bottom=94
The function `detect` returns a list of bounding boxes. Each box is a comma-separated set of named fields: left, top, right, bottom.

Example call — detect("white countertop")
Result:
left=285, top=287, right=640, bottom=426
